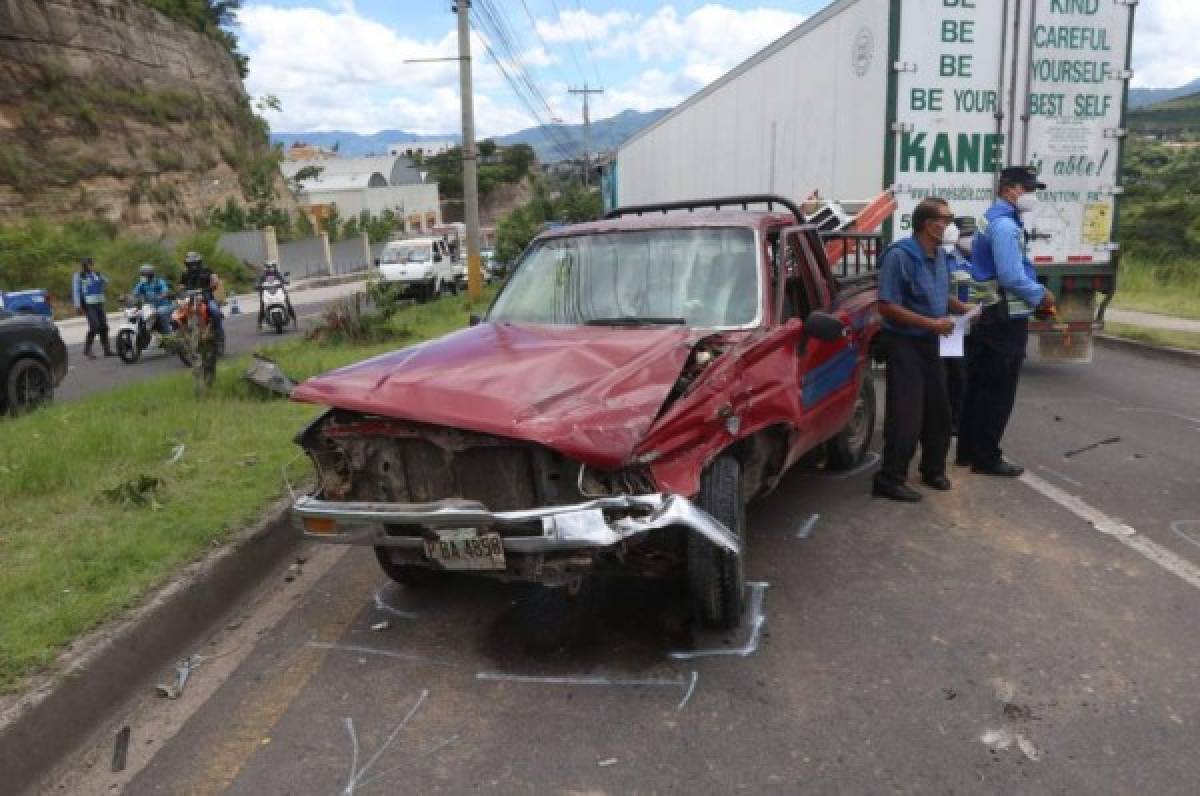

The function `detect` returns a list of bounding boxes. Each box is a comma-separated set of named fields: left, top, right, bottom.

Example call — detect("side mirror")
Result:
left=283, top=271, right=291, bottom=278
left=374, top=258, right=380, bottom=267
left=469, top=313, right=482, bottom=326
left=804, top=311, right=846, bottom=343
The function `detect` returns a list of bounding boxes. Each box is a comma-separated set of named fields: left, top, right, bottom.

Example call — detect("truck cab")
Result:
left=292, top=193, right=891, bottom=630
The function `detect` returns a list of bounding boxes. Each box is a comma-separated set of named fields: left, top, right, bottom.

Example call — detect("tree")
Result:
left=322, top=205, right=342, bottom=242
left=502, top=143, right=535, bottom=176
left=478, top=139, right=497, bottom=158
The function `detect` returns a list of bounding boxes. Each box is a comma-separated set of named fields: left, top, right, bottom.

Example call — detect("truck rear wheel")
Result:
left=686, top=455, right=746, bottom=629
left=374, top=546, right=446, bottom=587
left=826, top=373, right=876, bottom=470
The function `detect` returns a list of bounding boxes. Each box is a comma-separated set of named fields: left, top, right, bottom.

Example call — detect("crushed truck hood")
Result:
left=291, top=322, right=698, bottom=469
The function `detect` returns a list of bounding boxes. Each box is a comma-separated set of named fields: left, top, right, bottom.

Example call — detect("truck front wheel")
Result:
left=826, top=373, right=877, bottom=470
left=686, top=455, right=746, bottom=629
left=374, top=546, right=446, bottom=587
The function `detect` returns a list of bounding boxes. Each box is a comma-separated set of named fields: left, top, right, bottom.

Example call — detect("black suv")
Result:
left=0, top=308, right=68, bottom=415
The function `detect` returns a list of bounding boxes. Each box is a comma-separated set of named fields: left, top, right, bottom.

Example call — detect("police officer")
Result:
left=957, top=166, right=1056, bottom=476
left=72, top=256, right=112, bottom=358
left=871, top=197, right=973, bottom=502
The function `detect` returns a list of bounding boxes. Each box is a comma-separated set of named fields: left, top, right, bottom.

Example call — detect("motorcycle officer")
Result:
left=256, top=260, right=296, bottom=330
left=132, top=263, right=173, bottom=336
left=178, top=251, right=225, bottom=343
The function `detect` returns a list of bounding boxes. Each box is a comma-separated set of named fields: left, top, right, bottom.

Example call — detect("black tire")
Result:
left=177, top=344, right=193, bottom=367
left=273, top=317, right=285, bottom=334
left=374, top=547, right=447, bottom=587
left=116, top=329, right=140, bottom=364
left=6, top=358, right=54, bottom=414
left=686, top=455, right=746, bottom=629
left=826, top=372, right=877, bottom=470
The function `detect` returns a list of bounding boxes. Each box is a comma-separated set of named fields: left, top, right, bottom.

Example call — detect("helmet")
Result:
left=184, top=251, right=203, bottom=269
left=264, top=260, right=279, bottom=272
left=139, top=264, right=155, bottom=277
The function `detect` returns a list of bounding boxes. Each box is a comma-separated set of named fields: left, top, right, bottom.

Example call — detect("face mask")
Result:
left=941, top=223, right=960, bottom=248
left=141, top=275, right=150, bottom=282
left=1015, top=193, right=1038, bottom=213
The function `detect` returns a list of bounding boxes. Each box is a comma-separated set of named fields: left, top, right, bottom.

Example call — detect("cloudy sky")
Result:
left=235, top=0, right=1199, bottom=137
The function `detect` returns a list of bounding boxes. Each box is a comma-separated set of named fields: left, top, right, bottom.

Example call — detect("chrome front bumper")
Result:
left=292, top=493, right=739, bottom=555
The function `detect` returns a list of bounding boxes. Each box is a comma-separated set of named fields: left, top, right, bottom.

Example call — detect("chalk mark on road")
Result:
left=373, top=583, right=420, bottom=619
left=1020, top=473, right=1200, bottom=592
left=824, top=452, right=880, bottom=479
left=1116, top=407, right=1200, bottom=432
left=341, top=689, right=437, bottom=795
left=307, top=642, right=459, bottom=667
left=670, top=581, right=769, bottom=660
left=1170, top=521, right=1200, bottom=552
left=474, top=670, right=701, bottom=712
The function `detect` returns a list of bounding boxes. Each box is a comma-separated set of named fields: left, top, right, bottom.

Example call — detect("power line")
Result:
left=571, top=0, right=605, bottom=88
left=471, top=0, right=581, bottom=161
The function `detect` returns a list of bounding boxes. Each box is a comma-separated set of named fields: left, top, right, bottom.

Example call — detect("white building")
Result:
left=388, top=140, right=457, bottom=159
left=281, top=154, right=441, bottom=235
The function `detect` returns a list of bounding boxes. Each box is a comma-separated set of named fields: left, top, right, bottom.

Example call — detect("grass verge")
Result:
left=1105, top=322, right=1200, bottom=352
left=0, top=288, right=495, bottom=692
left=1110, top=257, right=1200, bottom=320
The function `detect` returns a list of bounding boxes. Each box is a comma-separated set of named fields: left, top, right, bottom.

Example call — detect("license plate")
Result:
left=422, top=529, right=505, bottom=571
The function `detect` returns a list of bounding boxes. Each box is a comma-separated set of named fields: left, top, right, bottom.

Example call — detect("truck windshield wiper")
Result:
left=584, top=316, right=687, bottom=326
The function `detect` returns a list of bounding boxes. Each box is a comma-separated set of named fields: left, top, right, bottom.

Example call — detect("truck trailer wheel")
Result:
left=686, top=455, right=746, bottom=629
left=826, top=373, right=876, bottom=470
left=374, top=546, right=446, bottom=587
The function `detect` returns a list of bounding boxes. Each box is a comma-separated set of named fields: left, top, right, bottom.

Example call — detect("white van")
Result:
left=375, top=237, right=456, bottom=302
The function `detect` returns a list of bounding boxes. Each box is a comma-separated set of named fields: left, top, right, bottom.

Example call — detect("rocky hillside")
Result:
left=0, top=0, right=292, bottom=236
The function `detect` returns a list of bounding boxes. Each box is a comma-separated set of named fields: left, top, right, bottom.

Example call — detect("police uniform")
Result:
left=958, top=166, right=1049, bottom=474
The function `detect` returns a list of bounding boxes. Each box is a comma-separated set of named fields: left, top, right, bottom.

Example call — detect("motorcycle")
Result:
left=172, top=289, right=221, bottom=392
left=115, top=296, right=168, bottom=364
left=260, top=276, right=294, bottom=334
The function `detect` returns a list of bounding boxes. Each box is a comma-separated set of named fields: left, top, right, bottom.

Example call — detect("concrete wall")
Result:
left=278, top=235, right=332, bottom=280
left=329, top=234, right=371, bottom=275
left=217, top=229, right=269, bottom=266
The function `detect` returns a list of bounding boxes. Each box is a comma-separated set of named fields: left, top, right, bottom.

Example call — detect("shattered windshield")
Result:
left=380, top=244, right=432, bottom=264
left=488, top=228, right=760, bottom=328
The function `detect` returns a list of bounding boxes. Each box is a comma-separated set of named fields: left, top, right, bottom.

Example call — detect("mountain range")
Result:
left=271, top=108, right=671, bottom=163
left=1128, top=78, right=1200, bottom=110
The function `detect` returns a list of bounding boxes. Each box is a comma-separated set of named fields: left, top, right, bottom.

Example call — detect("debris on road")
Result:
left=167, top=443, right=186, bottom=465
left=795, top=513, right=820, bottom=539
left=598, top=758, right=618, bottom=767
left=284, top=562, right=303, bottom=582
left=111, top=726, right=130, bottom=773
left=1063, top=436, right=1121, bottom=458
left=156, top=655, right=202, bottom=699
left=370, top=621, right=389, bottom=632
left=101, top=474, right=165, bottom=509
left=243, top=354, right=297, bottom=397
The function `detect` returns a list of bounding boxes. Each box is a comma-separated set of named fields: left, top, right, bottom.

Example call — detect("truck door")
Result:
left=780, top=227, right=858, bottom=452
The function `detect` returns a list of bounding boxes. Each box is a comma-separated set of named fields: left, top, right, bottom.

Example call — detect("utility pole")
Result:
left=455, top=1, right=483, bottom=298
left=568, top=83, right=604, bottom=186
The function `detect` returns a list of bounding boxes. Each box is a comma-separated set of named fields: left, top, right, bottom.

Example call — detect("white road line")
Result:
left=1019, top=472, right=1200, bottom=592
left=1036, top=465, right=1083, bottom=488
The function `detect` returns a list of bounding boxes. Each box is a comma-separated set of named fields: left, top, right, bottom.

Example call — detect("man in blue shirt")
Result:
left=957, top=166, right=1057, bottom=477
left=872, top=198, right=973, bottom=502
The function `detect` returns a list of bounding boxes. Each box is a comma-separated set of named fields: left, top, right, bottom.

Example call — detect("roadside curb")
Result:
left=0, top=497, right=303, bottom=795
left=1095, top=333, right=1200, bottom=368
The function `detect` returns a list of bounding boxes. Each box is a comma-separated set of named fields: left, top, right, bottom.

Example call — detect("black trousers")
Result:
left=958, top=317, right=1028, bottom=467
left=876, top=332, right=951, bottom=486
left=83, top=302, right=110, bottom=351
left=945, top=357, right=966, bottom=433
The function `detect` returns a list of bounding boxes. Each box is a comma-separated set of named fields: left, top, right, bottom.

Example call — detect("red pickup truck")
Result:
left=291, top=193, right=891, bottom=628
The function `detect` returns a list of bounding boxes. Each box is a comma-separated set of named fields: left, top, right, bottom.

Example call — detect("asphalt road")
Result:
left=48, top=345, right=1200, bottom=795
left=54, top=281, right=369, bottom=403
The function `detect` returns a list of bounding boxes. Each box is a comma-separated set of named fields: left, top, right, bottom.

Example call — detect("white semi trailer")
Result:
left=613, top=0, right=1136, bottom=360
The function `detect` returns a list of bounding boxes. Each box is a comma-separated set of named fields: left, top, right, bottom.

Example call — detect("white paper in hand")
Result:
left=940, top=304, right=981, bottom=359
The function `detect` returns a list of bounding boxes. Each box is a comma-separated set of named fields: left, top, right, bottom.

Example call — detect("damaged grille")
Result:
left=310, top=414, right=589, bottom=513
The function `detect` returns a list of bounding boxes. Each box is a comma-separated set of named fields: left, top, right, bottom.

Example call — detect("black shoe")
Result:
left=972, top=459, right=1024, bottom=477
left=921, top=474, right=953, bottom=491
left=872, top=480, right=923, bottom=502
